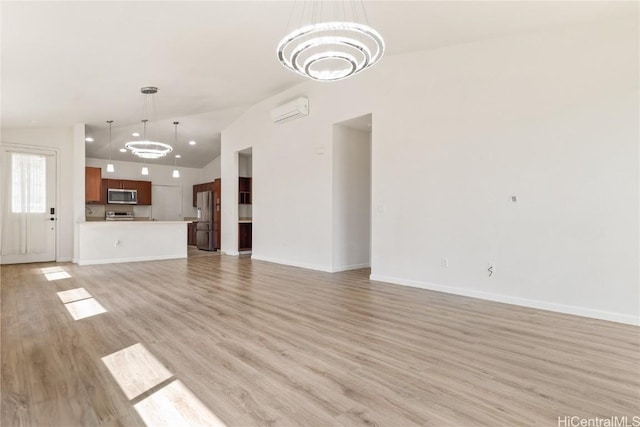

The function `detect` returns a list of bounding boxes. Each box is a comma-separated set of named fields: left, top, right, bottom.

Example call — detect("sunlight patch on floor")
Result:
left=40, top=266, right=65, bottom=274
left=64, top=298, right=107, bottom=320
left=102, top=343, right=173, bottom=400
left=44, top=271, right=71, bottom=281
left=57, top=287, right=92, bottom=303
left=134, top=380, right=227, bottom=427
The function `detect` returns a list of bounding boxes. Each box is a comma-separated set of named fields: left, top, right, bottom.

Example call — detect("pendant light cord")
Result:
left=173, top=121, right=179, bottom=166
left=107, top=120, right=113, bottom=161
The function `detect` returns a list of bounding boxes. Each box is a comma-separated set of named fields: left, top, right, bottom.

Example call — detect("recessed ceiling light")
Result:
left=188, top=141, right=196, bottom=146
left=175, top=154, right=182, bottom=158
left=132, top=132, right=140, bottom=137
left=85, top=137, right=94, bottom=142
left=119, top=148, right=127, bottom=153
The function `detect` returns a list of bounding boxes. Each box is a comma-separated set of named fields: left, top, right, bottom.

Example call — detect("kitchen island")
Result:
left=77, top=221, right=188, bottom=266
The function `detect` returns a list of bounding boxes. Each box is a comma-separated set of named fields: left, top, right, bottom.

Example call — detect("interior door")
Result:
left=1, top=147, right=57, bottom=264
left=151, top=185, right=182, bottom=221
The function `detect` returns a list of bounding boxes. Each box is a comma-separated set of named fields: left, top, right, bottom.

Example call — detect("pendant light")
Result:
left=139, top=119, right=150, bottom=175
left=277, top=1, right=384, bottom=82
left=172, top=121, right=180, bottom=178
left=106, top=120, right=115, bottom=173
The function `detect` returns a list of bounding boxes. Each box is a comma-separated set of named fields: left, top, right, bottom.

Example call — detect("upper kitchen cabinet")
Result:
left=85, top=167, right=104, bottom=204
left=192, top=181, right=215, bottom=207
left=106, top=179, right=135, bottom=190
left=135, top=181, right=152, bottom=205
left=239, top=177, right=252, bottom=205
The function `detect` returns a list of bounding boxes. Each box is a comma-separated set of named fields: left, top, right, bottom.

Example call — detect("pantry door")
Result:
left=1, top=147, right=57, bottom=264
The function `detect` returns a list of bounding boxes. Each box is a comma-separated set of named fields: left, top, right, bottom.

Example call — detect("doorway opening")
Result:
left=332, top=114, right=372, bottom=272
left=238, top=148, right=253, bottom=253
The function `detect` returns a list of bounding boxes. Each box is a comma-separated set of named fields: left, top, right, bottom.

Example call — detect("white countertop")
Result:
left=80, top=220, right=190, bottom=224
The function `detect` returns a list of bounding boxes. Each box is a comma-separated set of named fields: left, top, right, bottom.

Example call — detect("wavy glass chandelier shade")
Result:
left=277, top=2, right=384, bottom=81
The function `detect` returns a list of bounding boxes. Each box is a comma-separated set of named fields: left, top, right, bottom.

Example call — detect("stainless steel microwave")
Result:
left=107, top=188, right=138, bottom=204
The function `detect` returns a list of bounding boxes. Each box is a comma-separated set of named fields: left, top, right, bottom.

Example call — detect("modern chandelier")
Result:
left=125, top=87, right=173, bottom=159
left=277, top=1, right=384, bottom=82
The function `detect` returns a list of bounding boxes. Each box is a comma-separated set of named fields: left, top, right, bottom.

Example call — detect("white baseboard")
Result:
left=224, top=250, right=240, bottom=256
left=56, top=257, right=72, bottom=263
left=251, top=254, right=332, bottom=272
left=78, top=254, right=187, bottom=266
left=330, top=263, right=371, bottom=273
left=369, top=274, right=639, bottom=326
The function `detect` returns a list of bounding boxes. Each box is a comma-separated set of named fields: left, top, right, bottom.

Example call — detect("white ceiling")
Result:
left=2, top=1, right=633, bottom=168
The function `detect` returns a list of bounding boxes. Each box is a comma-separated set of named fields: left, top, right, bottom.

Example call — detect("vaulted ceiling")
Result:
left=2, top=1, right=632, bottom=167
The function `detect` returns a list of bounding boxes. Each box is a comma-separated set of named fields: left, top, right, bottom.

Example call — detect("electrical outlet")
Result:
left=441, top=258, right=448, bottom=268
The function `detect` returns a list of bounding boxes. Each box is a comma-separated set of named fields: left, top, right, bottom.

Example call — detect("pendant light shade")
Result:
left=106, top=120, right=115, bottom=173
left=141, top=166, right=149, bottom=176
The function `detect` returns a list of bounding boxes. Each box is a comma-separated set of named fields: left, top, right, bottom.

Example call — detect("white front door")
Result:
left=1, top=147, right=57, bottom=264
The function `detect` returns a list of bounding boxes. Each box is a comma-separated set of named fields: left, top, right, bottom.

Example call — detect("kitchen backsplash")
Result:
left=85, top=204, right=151, bottom=220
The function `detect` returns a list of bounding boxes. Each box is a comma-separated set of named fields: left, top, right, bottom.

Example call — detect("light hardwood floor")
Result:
left=2, top=254, right=639, bottom=426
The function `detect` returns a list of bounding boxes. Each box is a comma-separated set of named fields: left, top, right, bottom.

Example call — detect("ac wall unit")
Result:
left=271, top=97, right=309, bottom=124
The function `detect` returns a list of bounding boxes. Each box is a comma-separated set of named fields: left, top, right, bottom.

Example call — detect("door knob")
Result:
left=49, top=218, right=55, bottom=221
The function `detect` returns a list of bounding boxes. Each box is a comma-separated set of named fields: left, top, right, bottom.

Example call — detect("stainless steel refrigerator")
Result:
left=196, top=191, right=217, bottom=251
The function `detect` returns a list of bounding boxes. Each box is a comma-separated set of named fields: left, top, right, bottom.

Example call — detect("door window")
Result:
left=11, top=153, right=47, bottom=213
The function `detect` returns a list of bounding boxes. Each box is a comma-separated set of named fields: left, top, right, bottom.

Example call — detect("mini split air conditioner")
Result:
left=271, top=97, right=309, bottom=124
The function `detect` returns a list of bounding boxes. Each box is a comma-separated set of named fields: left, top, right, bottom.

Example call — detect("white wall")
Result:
left=332, top=125, right=371, bottom=271
left=200, top=155, right=221, bottom=182
left=221, top=17, right=639, bottom=324
left=1, top=127, right=76, bottom=261
left=239, top=153, right=252, bottom=177
left=85, top=158, right=202, bottom=219
left=72, top=124, right=86, bottom=262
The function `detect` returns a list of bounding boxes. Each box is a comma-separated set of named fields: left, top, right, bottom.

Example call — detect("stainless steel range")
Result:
left=105, top=211, right=135, bottom=221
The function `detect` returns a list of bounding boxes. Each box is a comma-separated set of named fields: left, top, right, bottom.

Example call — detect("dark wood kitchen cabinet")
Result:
left=187, top=222, right=197, bottom=246
left=238, top=222, right=252, bottom=251
left=85, top=167, right=104, bottom=204
left=239, top=177, right=252, bottom=205
left=105, top=179, right=135, bottom=190
left=192, top=181, right=215, bottom=207
left=135, top=181, right=152, bottom=205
